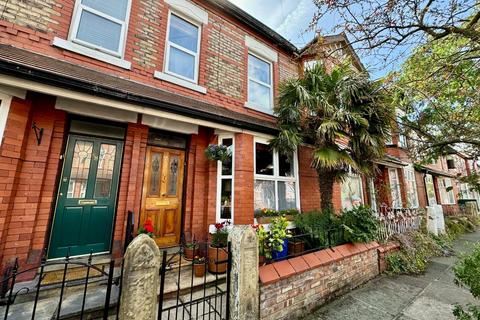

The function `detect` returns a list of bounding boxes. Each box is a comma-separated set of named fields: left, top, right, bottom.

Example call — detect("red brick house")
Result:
left=0, top=0, right=376, bottom=275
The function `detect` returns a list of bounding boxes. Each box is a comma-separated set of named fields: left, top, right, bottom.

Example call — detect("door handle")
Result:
left=161, top=193, right=166, bottom=197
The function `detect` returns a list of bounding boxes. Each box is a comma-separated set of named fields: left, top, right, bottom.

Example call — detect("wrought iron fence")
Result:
left=264, top=227, right=346, bottom=264
left=376, top=205, right=424, bottom=241
left=0, top=251, right=121, bottom=320
left=158, top=241, right=231, bottom=320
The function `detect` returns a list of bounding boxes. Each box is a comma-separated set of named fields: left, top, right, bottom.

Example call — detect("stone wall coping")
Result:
left=259, top=241, right=380, bottom=285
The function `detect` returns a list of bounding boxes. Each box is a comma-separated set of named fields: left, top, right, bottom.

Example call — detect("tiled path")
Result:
left=304, top=230, right=480, bottom=320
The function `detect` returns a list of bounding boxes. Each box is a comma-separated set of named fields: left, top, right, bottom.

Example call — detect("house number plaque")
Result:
left=156, top=200, right=170, bottom=206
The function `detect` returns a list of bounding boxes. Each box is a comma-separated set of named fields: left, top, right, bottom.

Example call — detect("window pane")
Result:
left=167, top=155, right=179, bottom=196
left=221, top=138, right=233, bottom=176
left=67, top=141, right=93, bottom=199
left=168, top=46, right=195, bottom=80
left=220, top=179, right=232, bottom=219
left=76, top=11, right=122, bottom=52
left=279, top=153, right=294, bottom=177
left=248, top=80, right=271, bottom=112
left=169, top=14, right=199, bottom=52
left=425, top=175, right=436, bottom=205
left=94, top=144, right=117, bottom=198
left=255, top=143, right=273, bottom=175
left=341, top=175, right=363, bottom=209
left=149, top=153, right=162, bottom=196
left=254, top=180, right=275, bottom=210
left=278, top=181, right=296, bottom=210
left=82, top=0, right=129, bottom=20
left=248, top=54, right=270, bottom=84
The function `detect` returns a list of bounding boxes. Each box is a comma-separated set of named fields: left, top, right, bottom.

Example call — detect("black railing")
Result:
left=0, top=251, right=120, bottom=320
left=157, top=241, right=231, bottom=320
left=264, top=227, right=346, bottom=264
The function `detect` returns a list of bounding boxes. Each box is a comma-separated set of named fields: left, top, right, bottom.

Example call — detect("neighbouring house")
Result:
left=0, top=0, right=478, bottom=281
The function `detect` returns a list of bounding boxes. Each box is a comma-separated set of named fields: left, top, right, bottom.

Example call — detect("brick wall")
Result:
left=0, top=0, right=298, bottom=125
left=234, top=133, right=254, bottom=224
left=0, top=92, right=66, bottom=276
left=259, top=242, right=380, bottom=320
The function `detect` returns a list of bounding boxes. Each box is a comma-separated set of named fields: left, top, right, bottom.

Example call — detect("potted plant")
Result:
left=204, top=144, right=231, bottom=162
left=138, top=218, right=155, bottom=238
left=184, top=241, right=199, bottom=261
left=254, top=208, right=279, bottom=224
left=269, top=216, right=291, bottom=261
left=288, top=237, right=305, bottom=256
left=208, top=221, right=230, bottom=274
left=193, top=256, right=206, bottom=277
left=280, top=208, right=300, bottom=222
left=254, top=224, right=271, bottom=266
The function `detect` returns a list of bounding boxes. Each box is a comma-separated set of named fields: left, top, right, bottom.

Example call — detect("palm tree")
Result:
left=271, top=62, right=392, bottom=211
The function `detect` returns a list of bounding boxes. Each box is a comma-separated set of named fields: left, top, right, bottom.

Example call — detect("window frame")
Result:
left=388, top=168, right=403, bottom=208
left=440, top=177, right=455, bottom=205
left=368, top=178, right=378, bottom=213
left=253, top=137, right=300, bottom=211
left=404, top=165, right=419, bottom=208
left=247, top=52, right=274, bottom=114
left=216, top=135, right=235, bottom=223
left=164, top=11, right=202, bottom=84
left=68, top=0, right=132, bottom=58
left=0, top=93, right=12, bottom=147
left=341, top=173, right=365, bottom=210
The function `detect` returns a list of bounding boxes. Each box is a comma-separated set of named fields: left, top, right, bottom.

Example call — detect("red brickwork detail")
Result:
left=233, top=133, right=254, bottom=224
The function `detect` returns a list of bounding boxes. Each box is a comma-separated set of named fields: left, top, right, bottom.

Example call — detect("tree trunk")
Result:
left=317, top=169, right=336, bottom=212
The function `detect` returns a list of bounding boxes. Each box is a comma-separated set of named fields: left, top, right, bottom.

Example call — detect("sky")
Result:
left=228, top=0, right=402, bottom=78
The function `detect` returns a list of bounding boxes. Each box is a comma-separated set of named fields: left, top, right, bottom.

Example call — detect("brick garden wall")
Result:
left=258, top=242, right=380, bottom=320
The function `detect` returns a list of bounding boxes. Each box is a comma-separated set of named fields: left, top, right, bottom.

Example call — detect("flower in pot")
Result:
left=184, top=241, right=199, bottom=261
left=269, top=216, right=291, bottom=261
left=208, top=221, right=230, bottom=274
left=253, top=224, right=271, bottom=265
left=254, top=208, right=279, bottom=224
left=279, top=208, right=300, bottom=221
left=138, top=218, right=155, bottom=238
left=193, top=256, right=206, bottom=278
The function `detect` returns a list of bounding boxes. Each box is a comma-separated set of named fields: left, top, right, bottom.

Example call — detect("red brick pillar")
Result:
left=112, top=122, right=148, bottom=259
left=233, top=133, right=254, bottom=224
left=298, top=146, right=320, bottom=212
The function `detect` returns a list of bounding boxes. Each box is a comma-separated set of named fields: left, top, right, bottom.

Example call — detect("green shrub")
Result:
left=340, top=206, right=379, bottom=243
left=294, top=209, right=342, bottom=247
left=452, top=244, right=480, bottom=319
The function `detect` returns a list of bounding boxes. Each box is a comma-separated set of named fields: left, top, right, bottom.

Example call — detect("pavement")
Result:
left=303, top=230, right=480, bottom=320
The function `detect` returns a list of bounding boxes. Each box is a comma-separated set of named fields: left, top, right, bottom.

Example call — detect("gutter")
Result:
left=0, top=59, right=279, bottom=135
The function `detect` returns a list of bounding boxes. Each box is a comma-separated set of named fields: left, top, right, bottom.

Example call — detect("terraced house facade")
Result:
left=0, top=0, right=477, bottom=277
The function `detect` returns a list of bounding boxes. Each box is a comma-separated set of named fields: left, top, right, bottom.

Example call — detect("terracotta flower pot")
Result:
left=208, top=245, right=228, bottom=274
left=259, top=255, right=266, bottom=266
left=194, top=263, right=206, bottom=277
left=288, top=240, right=305, bottom=256
left=256, top=216, right=273, bottom=224
left=184, top=246, right=198, bottom=261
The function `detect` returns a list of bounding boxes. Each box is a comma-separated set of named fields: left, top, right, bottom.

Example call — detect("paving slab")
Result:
left=303, top=230, right=480, bottom=320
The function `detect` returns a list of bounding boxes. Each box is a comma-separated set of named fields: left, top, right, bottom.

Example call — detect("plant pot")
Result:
left=194, top=263, right=206, bottom=277
left=208, top=246, right=228, bottom=274
left=272, top=239, right=289, bottom=261
left=256, top=216, right=274, bottom=224
left=184, top=246, right=198, bottom=261
left=288, top=240, right=305, bottom=256
left=259, top=255, right=266, bottom=266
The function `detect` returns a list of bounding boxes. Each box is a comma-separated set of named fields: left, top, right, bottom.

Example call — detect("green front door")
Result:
left=48, top=134, right=123, bottom=259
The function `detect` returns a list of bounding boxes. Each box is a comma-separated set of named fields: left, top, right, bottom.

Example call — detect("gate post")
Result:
left=228, top=225, right=259, bottom=320
left=119, top=234, right=161, bottom=320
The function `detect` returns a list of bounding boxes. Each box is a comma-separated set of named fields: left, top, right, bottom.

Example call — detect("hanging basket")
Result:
left=204, top=144, right=231, bottom=162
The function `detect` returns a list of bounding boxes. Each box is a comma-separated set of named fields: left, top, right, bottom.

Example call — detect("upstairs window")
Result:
left=70, top=0, right=131, bottom=56
left=165, top=13, right=201, bottom=83
left=248, top=54, right=273, bottom=114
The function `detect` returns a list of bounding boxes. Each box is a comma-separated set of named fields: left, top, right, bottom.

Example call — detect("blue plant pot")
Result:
left=272, top=238, right=288, bottom=261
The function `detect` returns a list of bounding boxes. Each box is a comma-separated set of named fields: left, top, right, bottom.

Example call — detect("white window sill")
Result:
left=244, top=102, right=274, bottom=116
left=154, top=71, right=207, bottom=94
left=52, top=37, right=131, bottom=70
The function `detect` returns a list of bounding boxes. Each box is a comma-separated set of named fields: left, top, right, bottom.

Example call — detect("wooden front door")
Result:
left=141, top=147, right=185, bottom=247
left=48, top=135, right=123, bottom=258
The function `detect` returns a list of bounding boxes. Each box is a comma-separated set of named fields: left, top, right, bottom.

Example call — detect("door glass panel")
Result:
left=149, top=153, right=162, bottom=196
left=67, top=140, right=94, bottom=199
left=167, top=155, right=179, bottom=196
left=94, top=144, right=117, bottom=198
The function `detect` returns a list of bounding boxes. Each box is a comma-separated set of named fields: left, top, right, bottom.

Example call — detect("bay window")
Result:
left=254, top=139, right=299, bottom=211
left=388, top=168, right=403, bottom=208
left=404, top=166, right=419, bottom=207
left=341, top=174, right=364, bottom=210
left=216, top=136, right=234, bottom=222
